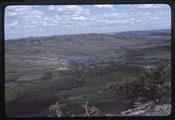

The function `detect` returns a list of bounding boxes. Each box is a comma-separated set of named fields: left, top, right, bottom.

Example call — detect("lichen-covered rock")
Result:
left=119, top=101, right=171, bottom=116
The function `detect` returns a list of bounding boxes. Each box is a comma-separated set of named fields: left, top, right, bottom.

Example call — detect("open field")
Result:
left=5, top=29, right=171, bottom=117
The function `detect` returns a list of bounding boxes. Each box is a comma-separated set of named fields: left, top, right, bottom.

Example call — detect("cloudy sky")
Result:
left=5, top=4, right=171, bottom=39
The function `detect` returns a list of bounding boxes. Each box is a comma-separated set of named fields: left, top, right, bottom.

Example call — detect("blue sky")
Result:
left=5, top=4, right=171, bottom=39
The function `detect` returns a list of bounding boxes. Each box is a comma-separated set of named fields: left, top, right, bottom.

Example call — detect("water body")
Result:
left=5, top=82, right=18, bottom=89
left=145, top=58, right=160, bottom=63
left=65, top=57, right=128, bottom=65
left=63, top=57, right=162, bottom=66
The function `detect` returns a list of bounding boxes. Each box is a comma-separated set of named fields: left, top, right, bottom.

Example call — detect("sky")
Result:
left=5, top=4, right=171, bottom=40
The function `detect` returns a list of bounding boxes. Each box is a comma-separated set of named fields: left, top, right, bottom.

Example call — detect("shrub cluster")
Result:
left=108, top=63, right=171, bottom=102
left=48, top=102, right=101, bottom=117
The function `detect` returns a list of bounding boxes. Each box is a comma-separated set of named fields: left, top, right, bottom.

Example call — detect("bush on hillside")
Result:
left=108, top=63, right=171, bottom=102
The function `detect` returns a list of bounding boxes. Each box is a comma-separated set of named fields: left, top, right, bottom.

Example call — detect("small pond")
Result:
left=65, top=57, right=128, bottom=65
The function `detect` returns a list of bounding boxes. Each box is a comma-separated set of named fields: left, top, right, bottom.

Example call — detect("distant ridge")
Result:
left=6, top=29, right=171, bottom=40
left=108, top=29, right=171, bottom=36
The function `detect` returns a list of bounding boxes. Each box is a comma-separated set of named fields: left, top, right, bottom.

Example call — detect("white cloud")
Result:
left=6, top=6, right=32, bottom=11
left=152, top=17, right=162, bottom=20
left=39, top=21, right=47, bottom=26
left=6, top=6, right=44, bottom=19
left=133, top=4, right=161, bottom=9
left=48, top=5, right=89, bottom=15
left=5, top=5, right=46, bottom=30
left=5, top=21, right=18, bottom=30
left=90, top=9, right=165, bottom=28
left=89, top=12, right=135, bottom=27
left=47, top=5, right=89, bottom=28
left=70, top=16, right=87, bottom=21
left=104, top=13, right=119, bottom=17
left=94, top=5, right=113, bottom=8
left=7, top=12, right=18, bottom=16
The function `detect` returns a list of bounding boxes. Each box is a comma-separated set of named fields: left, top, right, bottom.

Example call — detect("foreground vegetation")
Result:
left=48, top=63, right=171, bottom=117
left=108, top=63, right=171, bottom=102
left=5, top=31, right=171, bottom=117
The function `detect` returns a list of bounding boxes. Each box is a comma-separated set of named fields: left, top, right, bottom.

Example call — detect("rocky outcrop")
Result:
left=105, top=97, right=171, bottom=117
left=119, top=97, right=171, bottom=116
left=120, top=102, right=171, bottom=116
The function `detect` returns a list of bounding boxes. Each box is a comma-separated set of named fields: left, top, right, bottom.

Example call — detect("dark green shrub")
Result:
left=108, top=63, right=171, bottom=102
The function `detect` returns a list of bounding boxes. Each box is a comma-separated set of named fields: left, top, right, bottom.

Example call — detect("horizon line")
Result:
left=5, top=28, right=171, bottom=40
